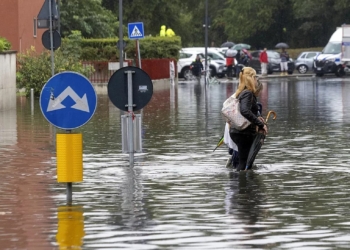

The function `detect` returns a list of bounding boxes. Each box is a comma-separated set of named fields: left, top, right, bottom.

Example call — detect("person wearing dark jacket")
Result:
left=229, top=67, right=267, bottom=171
left=235, top=50, right=243, bottom=78
left=190, top=55, right=204, bottom=79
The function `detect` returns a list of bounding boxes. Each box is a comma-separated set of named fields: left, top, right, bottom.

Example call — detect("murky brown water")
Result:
left=1, top=76, right=350, bottom=249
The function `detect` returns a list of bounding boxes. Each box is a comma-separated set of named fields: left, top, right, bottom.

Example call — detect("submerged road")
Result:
left=1, top=76, right=350, bottom=249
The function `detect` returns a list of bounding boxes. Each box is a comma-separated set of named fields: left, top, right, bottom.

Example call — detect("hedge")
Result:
left=63, top=36, right=182, bottom=61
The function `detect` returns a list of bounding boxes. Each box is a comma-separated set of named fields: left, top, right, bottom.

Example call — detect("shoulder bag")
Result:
left=221, top=92, right=251, bottom=130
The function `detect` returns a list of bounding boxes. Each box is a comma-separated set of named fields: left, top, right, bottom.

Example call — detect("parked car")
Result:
left=249, top=50, right=295, bottom=74
left=295, top=51, right=321, bottom=74
left=178, top=48, right=226, bottom=79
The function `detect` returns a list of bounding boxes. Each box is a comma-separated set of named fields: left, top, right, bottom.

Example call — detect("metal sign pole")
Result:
left=137, top=40, right=142, bottom=69
left=57, top=0, right=60, bottom=33
left=119, top=0, right=123, bottom=69
left=48, top=0, right=56, bottom=144
left=48, top=0, right=55, bottom=76
left=126, top=70, right=134, bottom=167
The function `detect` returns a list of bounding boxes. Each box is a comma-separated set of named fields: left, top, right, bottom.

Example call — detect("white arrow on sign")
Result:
left=47, top=86, right=90, bottom=112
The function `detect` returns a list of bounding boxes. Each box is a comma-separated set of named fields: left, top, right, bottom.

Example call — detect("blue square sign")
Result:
left=128, top=22, right=144, bottom=40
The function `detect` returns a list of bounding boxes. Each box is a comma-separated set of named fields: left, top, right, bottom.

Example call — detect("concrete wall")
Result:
left=0, top=51, right=17, bottom=147
left=0, top=51, right=17, bottom=110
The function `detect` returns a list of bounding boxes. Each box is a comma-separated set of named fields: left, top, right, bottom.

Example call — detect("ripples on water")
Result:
left=1, top=77, right=350, bottom=249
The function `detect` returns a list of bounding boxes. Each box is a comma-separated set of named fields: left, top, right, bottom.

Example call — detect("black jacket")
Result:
left=231, top=90, right=265, bottom=134
left=191, top=59, right=204, bottom=76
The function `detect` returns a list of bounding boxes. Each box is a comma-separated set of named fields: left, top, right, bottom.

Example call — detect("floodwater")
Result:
left=1, top=76, right=350, bottom=249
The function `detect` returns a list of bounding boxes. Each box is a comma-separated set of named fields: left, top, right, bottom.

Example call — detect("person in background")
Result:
left=225, top=46, right=236, bottom=79
left=235, top=50, right=242, bottom=78
left=190, top=54, right=204, bottom=81
left=241, top=49, right=251, bottom=66
left=259, top=48, right=268, bottom=76
left=160, top=25, right=166, bottom=36
left=166, top=27, right=175, bottom=37
left=280, top=48, right=289, bottom=76
left=229, top=67, right=267, bottom=171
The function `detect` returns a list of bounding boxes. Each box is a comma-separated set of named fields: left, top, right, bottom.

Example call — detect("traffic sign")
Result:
left=42, top=30, right=61, bottom=50
left=128, top=22, right=144, bottom=40
left=37, top=0, right=59, bottom=29
left=107, top=66, right=153, bottom=111
left=40, top=71, right=97, bottom=130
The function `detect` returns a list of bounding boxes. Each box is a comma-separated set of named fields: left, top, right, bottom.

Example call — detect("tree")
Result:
left=102, top=0, right=197, bottom=46
left=60, top=0, right=118, bottom=38
left=292, top=0, right=350, bottom=47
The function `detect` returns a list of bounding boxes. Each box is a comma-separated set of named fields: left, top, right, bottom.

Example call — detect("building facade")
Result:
left=0, top=0, right=46, bottom=53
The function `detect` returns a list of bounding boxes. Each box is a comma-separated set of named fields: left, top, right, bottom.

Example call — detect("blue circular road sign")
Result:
left=40, top=71, right=97, bottom=130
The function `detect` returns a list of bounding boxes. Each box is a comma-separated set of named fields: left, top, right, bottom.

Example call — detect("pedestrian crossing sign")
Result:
left=128, top=22, right=144, bottom=40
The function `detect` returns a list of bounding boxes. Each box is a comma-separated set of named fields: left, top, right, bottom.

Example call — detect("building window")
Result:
left=33, top=18, right=37, bottom=37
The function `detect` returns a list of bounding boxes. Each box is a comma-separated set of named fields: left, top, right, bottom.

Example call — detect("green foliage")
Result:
left=60, top=0, right=118, bottom=38
left=136, top=36, right=181, bottom=59
left=60, top=30, right=83, bottom=61
left=75, top=36, right=181, bottom=61
left=81, top=47, right=99, bottom=60
left=0, top=36, right=11, bottom=52
left=61, top=0, right=350, bottom=50
left=78, top=38, right=120, bottom=60
left=16, top=47, right=94, bottom=97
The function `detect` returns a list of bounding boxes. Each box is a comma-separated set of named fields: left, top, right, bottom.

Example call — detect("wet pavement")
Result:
left=1, top=76, right=350, bottom=249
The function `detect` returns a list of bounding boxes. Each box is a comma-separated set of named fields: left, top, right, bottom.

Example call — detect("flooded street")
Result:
left=1, top=76, right=350, bottom=249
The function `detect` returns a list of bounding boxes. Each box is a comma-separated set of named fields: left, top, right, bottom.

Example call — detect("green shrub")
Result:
left=284, top=47, right=324, bottom=59
left=102, top=45, right=118, bottom=61
left=81, top=47, right=100, bottom=60
left=0, top=37, right=11, bottom=52
left=70, top=36, right=181, bottom=61
left=17, top=47, right=94, bottom=97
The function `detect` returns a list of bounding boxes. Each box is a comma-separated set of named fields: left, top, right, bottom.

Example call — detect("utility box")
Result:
left=121, top=114, right=142, bottom=153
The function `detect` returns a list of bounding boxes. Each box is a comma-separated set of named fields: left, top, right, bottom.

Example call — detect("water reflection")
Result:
left=56, top=205, right=84, bottom=249
left=119, top=167, right=148, bottom=230
left=226, top=172, right=266, bottom=226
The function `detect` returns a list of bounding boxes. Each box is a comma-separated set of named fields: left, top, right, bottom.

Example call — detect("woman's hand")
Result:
left=258, top=116, right=265, bottom=123
left=257, top=116, right=268, bottom=134
left=263, top=124, right=268, bottom=134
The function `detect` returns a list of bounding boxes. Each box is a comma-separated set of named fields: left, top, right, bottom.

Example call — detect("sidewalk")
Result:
left=258, top=73, right=315, bottom=78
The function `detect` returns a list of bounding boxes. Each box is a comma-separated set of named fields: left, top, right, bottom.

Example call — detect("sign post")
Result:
left=48, top=0, right=54, bottom=76
left=126, top=70, right=135, bottom=165
left=108, top=66, right=153, bottom=167
left=128, top=22, right=145, bottom=69
left=40, top=71, right=97, bottom=204
left=37, top=0, right=61, bottom=75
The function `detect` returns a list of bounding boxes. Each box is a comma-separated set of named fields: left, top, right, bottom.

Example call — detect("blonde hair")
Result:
left=235, top=67, right=262, bottom=97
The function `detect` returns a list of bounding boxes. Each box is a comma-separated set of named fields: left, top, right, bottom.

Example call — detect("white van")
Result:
left=314, top=27, right=346, bottom=77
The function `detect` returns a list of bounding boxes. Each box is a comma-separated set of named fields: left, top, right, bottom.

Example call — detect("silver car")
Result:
left=295, top=51, right=321, bottom=74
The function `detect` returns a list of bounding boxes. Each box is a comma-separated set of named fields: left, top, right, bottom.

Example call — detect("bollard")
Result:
left=30, top=88, right=34, bottom=113
left=56, top=133, right=83, bottom=203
